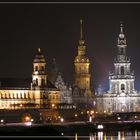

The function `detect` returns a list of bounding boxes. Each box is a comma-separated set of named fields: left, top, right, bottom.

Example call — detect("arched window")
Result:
left=35, top=66, right=38, bottom=71
left=121, top=66, right=124, bottom=75
left=121, top=84, right=125, bottom=90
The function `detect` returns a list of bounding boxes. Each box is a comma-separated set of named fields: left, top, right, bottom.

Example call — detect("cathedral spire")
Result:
left=79, top=18, right=85, bottom=45
left=38, top=48, right=41, bottom=53
left=80, top=18, right=83, bottom=40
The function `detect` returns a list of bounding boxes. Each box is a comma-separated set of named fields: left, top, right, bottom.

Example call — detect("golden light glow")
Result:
left=75, top=133, right=78, bottom=140
left=87, top=111, right=89, bottom=114
left=25, top=116, right=30, bottom=122
left=90, top=110, right=94, bottom=115
left=52, top=104, right=55, bottom=108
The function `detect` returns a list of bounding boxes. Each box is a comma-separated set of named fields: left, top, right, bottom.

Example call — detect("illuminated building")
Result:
left=96, top=23, right=140, bottom=114
left=55, top=72, right=72, bottom=104
left=49, top=58, right=72, bottom=104
left=0, top=48, right=60, bottom=110
left=73, top=19, right=93, bottom=107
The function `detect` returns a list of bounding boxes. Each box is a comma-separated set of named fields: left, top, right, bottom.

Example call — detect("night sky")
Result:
left=0, top=3, right=140, bottom=91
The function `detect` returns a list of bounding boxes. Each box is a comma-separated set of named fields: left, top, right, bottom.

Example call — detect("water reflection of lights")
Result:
left=75, top=133, right=78, bottom=140
left=122, top=131, right=125, bottom=140
left=118, top=131, right=125, bottom=140
left=135, top=130, right=138, bottom=139
left=118, top=131, right=121, bottom=140
left=88, top=131, right=140, bottom=140
left=98, top=131, right=103, bottom=140
left=89, top=133, right=95, bottom=140
left=104, top=133, right=106, bottom=140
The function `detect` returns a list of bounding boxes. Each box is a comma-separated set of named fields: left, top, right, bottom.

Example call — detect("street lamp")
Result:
left=117, top=117, right=121, bottom=120
left=60, top=118, right=64, bottom=123
left=0, top=119, right=4, bottom=125
left=31, top=118, right=34, bottom=122
left=0, top=119, right=4, bottom=123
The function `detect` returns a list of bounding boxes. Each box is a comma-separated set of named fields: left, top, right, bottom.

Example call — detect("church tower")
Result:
left=109, top=23, right=135, bottom=95
left=74, top=19, right=91, bottom=96
left=32, top=48, right=47, bottom=88
left=49, top=58, right=59, bottom=84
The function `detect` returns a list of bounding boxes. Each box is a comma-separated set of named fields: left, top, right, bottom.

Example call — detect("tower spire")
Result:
left=118, top=22, right=126, bottom=48
left=120, top=22, right=123, bottom=34
left=117, top=22, right=127, bottom=56
left=119, top=22, right=125, bottom=39
left=80, top=18, right=83, bottom=40
left=79, top=18, right=85, bottom=45
left=38, top=48, right=41, bottom=53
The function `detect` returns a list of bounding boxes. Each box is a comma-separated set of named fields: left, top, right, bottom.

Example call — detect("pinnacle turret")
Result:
left=117, top=22, right=127, bottom=55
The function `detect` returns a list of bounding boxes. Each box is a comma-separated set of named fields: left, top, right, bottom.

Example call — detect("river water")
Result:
left=63, top=130, right=140, bottom=140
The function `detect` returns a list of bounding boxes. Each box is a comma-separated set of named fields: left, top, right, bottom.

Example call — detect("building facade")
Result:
left=49, top=58, right=72, bottom=104
left=96, top=23, right=140, bottom=114
left=0, top=48, right=61, bottom=110
left=55, top=72, right=72, bottom=104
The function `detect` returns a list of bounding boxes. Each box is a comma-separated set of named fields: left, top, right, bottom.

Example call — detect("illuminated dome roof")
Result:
left=33, top=48, right=46, bottom=63
left=119, top=33, right=125, bottom=39
left=75, top=56, right=89, bottom=63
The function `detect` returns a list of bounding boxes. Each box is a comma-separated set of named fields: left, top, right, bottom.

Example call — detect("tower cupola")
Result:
left=32, top=48, right=47, bottom=88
